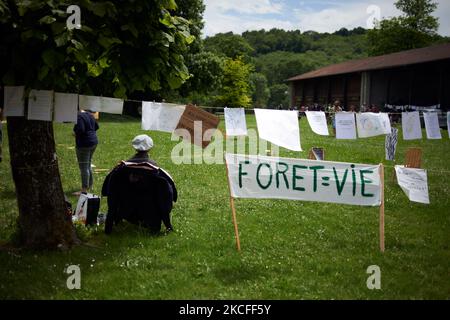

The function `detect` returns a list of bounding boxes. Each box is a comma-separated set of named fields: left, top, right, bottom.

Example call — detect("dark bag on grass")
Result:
left=85, top=196, right=100, bottom=226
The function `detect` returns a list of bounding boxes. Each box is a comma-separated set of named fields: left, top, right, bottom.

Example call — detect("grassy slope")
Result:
left=0, top=114, right=449, bottom=299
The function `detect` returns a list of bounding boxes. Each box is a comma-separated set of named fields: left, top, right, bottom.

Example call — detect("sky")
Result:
left=203, top=0, right=450, bottom=37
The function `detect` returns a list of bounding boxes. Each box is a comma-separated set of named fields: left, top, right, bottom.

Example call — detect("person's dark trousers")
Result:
left=0, top=123, right=3, bottom=162
left=76, top=145, right=97, bottom=190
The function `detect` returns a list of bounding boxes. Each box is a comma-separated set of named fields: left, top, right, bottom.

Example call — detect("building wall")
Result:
left=290, top=58, right=450, bottom=110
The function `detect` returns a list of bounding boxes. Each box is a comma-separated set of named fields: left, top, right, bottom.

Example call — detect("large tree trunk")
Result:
left=7, top=117, right=79, bottom=249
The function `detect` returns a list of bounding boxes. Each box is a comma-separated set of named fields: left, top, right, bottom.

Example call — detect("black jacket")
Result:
left=73, top=112, right=99, bottom=148
left=102, top=161, right=177, bottom=234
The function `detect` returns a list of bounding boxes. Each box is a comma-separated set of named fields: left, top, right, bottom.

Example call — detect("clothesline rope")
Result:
left=124, top=99, right=446, bottom=115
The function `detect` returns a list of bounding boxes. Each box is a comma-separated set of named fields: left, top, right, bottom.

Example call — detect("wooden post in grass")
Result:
left=223, top=140, right=241, bottom=252
left=379, top=163, right=385, bottom=253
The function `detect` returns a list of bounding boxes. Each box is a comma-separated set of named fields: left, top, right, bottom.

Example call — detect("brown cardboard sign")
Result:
left=175, top=104, right=220, bottom=148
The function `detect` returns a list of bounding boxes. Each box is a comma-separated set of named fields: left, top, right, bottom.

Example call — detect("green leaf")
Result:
left=159, top=14, right=172, bottom=27
left=39, top=15, right=56, bottom=25
left=38, top=65, right=49, bottom=81
left=70, top=39, right=84, bottom=50
left=121, top=24, right=139, bottom=38
left=113, top=84, right=127, bottom=98
left=87, top=62, right=103, bottom=77
left=163, top=32, right=174, bottom=43
left=55, top=33, right=69, bottom=47
left=98, top=36, right=122, bottom=49
left=51, top=22, right=66, bottom=35
left=90, top=3, right=107, bottom=17
left=98, top=57, right=110, bottom=68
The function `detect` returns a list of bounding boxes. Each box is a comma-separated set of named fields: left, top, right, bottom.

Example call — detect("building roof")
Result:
left=287, top=42, right=450, bottom=81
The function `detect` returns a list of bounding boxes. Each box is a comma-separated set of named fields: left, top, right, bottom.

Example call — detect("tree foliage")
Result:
left=215, top=57, right=252, bottom=108
left=0, top=0, right=197, bottom=248
left=367, top=0, right=443, bottom=56
left=204, top=32, right=254, bottom=60
left=395, top=0, right=439, bottom=33
left=268, top=83, right=289, bottom=108
left=0, top=0, right=195, bottom=97
left=249, top=72, right=270, bottom=108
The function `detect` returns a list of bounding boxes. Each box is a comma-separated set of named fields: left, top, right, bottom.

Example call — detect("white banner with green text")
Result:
left=225, top=153, right=381, bottom=207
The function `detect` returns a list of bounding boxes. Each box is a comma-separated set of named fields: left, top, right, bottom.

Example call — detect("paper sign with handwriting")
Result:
left=335, top=112, right=357, bottom=139
left=402, top=112, right=422, bottom=140
left=423, top=112, right=441, bottom=139
left=175, top=104, right=220, bottom=148
left=54, top=92, right=78, bottom=123
left=224, top=107, right=247, bottom=136
left=356, top=113, right=391, bottom=138
left=142, top=102, right=186, bottom=132
left=395, top=165, right=429, bottom=204
left=27, top=89, right=53, bottom=121
left=305, top=111, right=329, bottom=136
left=3, top=86, right=25, bottom=117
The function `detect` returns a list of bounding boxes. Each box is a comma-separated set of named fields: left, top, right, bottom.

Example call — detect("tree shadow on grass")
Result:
left=213, top=264, right=263, bottom=284
left=98, top=113, right=140, bottom=123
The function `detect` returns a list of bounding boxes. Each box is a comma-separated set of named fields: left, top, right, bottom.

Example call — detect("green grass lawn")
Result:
left=0, top=114, right=449, bottom=299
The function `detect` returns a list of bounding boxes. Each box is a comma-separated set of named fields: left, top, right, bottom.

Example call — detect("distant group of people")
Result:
left=290, top=101, right=381, bottom=114
left=287, top=100, right=384, bottom=136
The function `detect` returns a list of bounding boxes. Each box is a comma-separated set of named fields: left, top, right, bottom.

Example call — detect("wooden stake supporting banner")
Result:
left=223, top=146, right=241, bottom=252
left=229, top=194, right=241, bottom=252
left=379, top=163, right=385, bottom=253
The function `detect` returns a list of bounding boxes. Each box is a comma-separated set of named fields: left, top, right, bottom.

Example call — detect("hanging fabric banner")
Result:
left=225, top=153, right=381, bottom=206
left=385, top=127, right=398, bottom=161
left=254, top=109, right=302, bottom=151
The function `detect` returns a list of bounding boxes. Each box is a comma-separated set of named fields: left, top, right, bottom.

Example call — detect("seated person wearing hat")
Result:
left=102, top=134, right=176, bottom=234
left=127, top=134, right=157, bottom=166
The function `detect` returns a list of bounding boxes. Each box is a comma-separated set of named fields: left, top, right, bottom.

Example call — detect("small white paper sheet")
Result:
left=79, top=95, right=123, bottom=114
left=27, top=89, right=53, bottom=121
left=100, top=97, right=124, bottom=114
left=335, top=112, right=357, bottom=139
left=423, top=112, right=441, bottom=139
left=79, top=95, right=101, bottom=112
left=54, top=92, right=79, bottom=123
left=305, top=111, right=329, bottom=136
left=142, top=101, right=186, bottom=132
left=395, top=165, right=430, bottom=204
left=356, top=112, right=391, bottom=138
left=402, top=112, right=422, bottom=140
left=3, top=86, right=25, bottom=117
left=224, top=107, right=248, bottom=136
left=254, top=109, right=302, bottom=151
